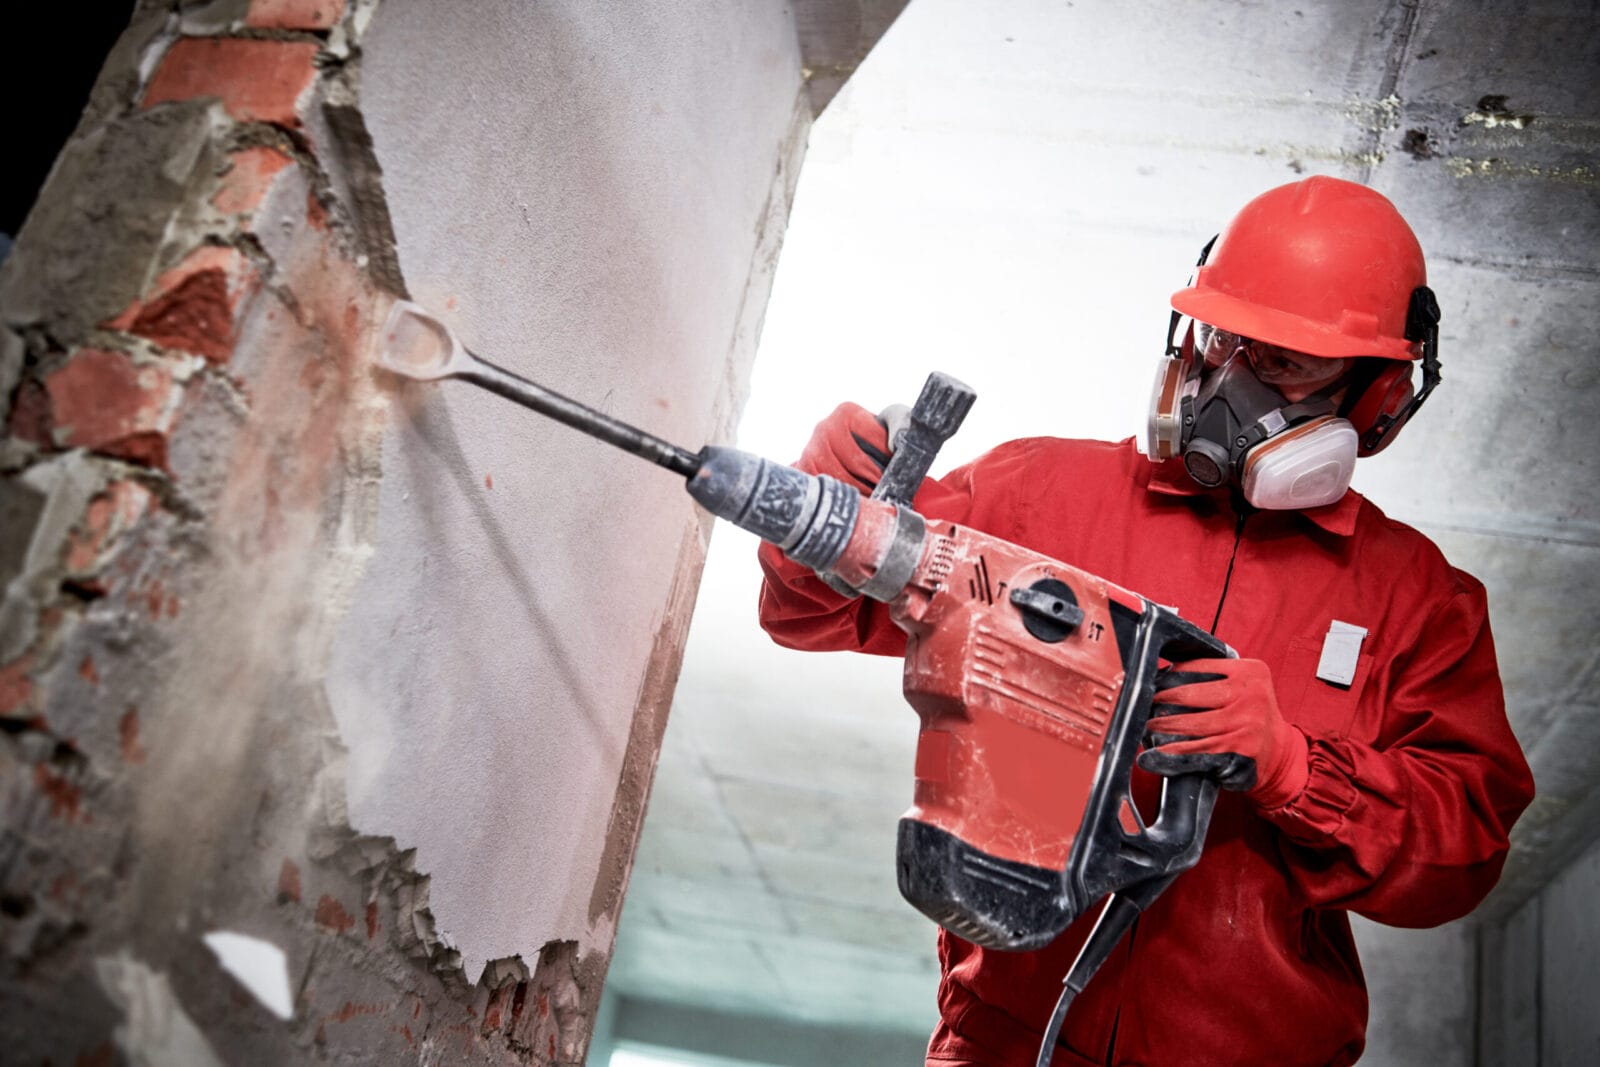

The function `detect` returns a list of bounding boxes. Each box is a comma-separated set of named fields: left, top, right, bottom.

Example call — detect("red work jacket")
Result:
left=756, top=437, right=1534, bottom=1067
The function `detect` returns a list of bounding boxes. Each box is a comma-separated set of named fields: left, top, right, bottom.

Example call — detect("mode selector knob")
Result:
left=1009, top=579, right=1084, bottom=644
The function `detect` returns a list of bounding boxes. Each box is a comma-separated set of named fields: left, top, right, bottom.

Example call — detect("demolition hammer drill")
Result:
left=376, top=302, right=1232, bottom=1063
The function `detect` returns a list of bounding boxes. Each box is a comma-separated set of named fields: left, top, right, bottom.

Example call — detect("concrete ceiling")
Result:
left=608, top=0, right=1600, bottom=1052
left=792, top=0, right=912, bottom=115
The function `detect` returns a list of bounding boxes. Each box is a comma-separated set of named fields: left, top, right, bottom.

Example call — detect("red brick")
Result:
left=45, top=350, right=182, bottom=469
left=119, top=708, right=147, bottom=764
left=64, top=481, right=155, bottom=573
left=73, top=1041, right=115, bottom=1067
left=34, top=764, right=83, bottom=822
left=212, top=146, right=295, bottom=215
left=246, top=0, right=346, bottom=31
left=144, top=38, right=322, bottom=129
left=278, top=858, right=303, bottom=903
left=305, top=187, right=330, bottom=231
left=0, top=655, right=34, bottom=716
left=483, top=986, right=510, bottom=1032
left=141, top=578, right=180, bottom=620
left=107, top=246, right=260, bottom=364
left=315, top=894, right=355, bottom=934
left=7, top=378, right=52, bottom=446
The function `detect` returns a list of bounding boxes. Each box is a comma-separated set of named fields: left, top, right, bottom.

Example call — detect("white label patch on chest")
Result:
left=1316, top=620, right=1368, bottom=687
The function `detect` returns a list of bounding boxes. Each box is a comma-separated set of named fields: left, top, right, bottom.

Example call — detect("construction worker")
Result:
left=756, top=176, right=1534, bottom=1066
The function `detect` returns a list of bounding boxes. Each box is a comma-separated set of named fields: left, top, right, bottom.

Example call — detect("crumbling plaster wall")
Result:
left=327, top=0, right=809, bottom=994
left=0, top=1, right=809, bottom=1064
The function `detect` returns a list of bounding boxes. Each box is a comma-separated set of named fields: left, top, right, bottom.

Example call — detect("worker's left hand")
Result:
left=796, top=402, right=894, bottom=491
left=1136, top=658, right=1310, bottom=809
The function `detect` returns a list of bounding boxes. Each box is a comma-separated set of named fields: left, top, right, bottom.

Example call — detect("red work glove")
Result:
left=796, top=402, right=893, bottom=492
left=1135, top=658, right=1311, bottom=809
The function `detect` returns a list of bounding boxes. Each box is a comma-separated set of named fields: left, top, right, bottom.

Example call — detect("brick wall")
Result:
left=0, top=3, right=588, bottom=1061
left=0, top=1, right=817, bottom=1061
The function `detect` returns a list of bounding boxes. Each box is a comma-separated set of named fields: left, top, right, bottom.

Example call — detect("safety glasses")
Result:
left=1193, top=321, right=1352, bottom=391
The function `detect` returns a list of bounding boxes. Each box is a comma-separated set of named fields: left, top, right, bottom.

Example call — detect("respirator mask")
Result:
left=1146, top=317, right=1358, bottom=510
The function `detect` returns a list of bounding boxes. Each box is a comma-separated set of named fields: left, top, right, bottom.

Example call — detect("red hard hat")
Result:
left=1171, top=177, right=1425, bottom=361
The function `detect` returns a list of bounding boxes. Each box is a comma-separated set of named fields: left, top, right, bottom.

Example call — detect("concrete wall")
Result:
left=1352, top=918, right=1476, bottom=1065
left=1479, top=834, right=1600, bottom=1066
left=0, top=1, right=808, bottom=1063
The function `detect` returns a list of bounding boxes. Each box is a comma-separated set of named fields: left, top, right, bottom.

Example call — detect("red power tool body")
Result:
left=682, top=374, right=1233, bottom=1020
left=822, top=481, right=1229, bottom=956
left=725, top=376, right=1235, bottom=1058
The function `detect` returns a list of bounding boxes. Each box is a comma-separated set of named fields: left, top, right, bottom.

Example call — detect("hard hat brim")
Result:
left=1172, top=286, right=1418, bottom=361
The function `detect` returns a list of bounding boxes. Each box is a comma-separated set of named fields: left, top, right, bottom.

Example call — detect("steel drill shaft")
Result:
left=459, top=355, right=702, bottom=477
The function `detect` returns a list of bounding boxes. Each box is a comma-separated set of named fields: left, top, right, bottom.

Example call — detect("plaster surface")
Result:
left=329, top=0, right=808, bottom=982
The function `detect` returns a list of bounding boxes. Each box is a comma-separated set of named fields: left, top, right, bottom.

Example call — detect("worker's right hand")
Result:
left=797, top=402, right=893, bottom=491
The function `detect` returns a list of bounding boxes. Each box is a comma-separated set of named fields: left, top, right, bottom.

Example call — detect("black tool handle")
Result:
left=1034, top=650, right=1227, bottom=1067
left=872, top=372, right=977, bottom=507
left=1068, top=607, right=1232, bottom=914
left=1138, top=664, right=1229, bottom=871
left=819, top=372, right=975, bottom=598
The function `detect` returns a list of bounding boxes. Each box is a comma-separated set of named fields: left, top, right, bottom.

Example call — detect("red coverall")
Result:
left=757, top=436, right=1534, bottom=1067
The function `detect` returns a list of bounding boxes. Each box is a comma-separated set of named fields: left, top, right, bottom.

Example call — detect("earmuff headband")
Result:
left=1358, top=286, right=1442, bottom=453
left=1165, top=235, right=1219, bottom=358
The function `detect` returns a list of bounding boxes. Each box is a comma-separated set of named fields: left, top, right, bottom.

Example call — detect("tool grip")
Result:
left=818, top=372, right=975, bottom=598
left=872, top=372, right=976, bottom=507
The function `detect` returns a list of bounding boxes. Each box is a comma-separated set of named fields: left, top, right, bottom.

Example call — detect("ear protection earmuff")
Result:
left=1344, top=287, right=1442, bottom=456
